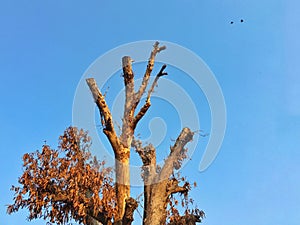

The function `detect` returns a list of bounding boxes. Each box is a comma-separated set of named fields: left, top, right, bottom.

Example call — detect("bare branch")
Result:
left=146, top=64, right=167, bottom=102
left=132, top=64, right=168, bottom=130
left=133, top=42, right=166, bottom=112
left=132, top=102, right=151, bottom=130
left=122, top=56, right=134, bottom=87
left=86, top=78, right=120, bottom=151
left=131, top=139, right=156, bottom=167
left=159, top=128, right=194, bottom=182
left=120, top=56, right=135, bottom=148
left=131, top=138, right=157, bottom=221
left=122, top=56, right=135, bottom=118
left=86, top=78, right=114, bottom=132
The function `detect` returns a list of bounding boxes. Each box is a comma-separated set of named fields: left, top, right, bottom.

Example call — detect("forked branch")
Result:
left=134, top=41, right=166, bottom=108
left=132, top=64, right=168, bottom=130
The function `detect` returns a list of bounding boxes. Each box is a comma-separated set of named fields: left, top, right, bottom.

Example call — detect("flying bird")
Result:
left=230, top=19, right=244, bottom=24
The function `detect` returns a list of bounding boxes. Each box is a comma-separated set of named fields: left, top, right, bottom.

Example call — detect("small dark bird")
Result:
left=241, top=19, right=244, bottom=23
left=230, top=21, right=234, bottom=24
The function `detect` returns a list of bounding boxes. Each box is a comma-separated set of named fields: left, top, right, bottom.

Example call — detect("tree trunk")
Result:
left=144, top=182, right=169, bottom=225
left=115, top=148, right=130, bottom=223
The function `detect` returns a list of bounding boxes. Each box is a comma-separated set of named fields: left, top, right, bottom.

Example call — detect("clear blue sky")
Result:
left=1, top=1, right=300, bottom=225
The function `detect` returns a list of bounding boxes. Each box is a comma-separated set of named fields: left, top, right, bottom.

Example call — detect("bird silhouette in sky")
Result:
left=230, top=19, right=244, bottom=24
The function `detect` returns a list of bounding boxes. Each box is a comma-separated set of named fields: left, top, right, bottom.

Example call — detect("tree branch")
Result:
left=159, top=128, right=194, bottom=182
left=132, top=64, right=168, bottom=130
left=86, top=78, right=114, bottom=131
left=122, top=56, right=134, bottom=87
left=133, top=42, right=166, bottom=111
left=131, top=138, right=157, bottom=221
left=131, top=139, right=157, bottom=185
left=122, top=197, right=138, bottom=225
left=122, top=56, right=135, bottom=117
left=131, top=139, right=156, bottom=167
left=86, top=78, right=121, bottom=152
left=120, top=56, right=135, bottom=147
left=146, top=64, right=168, bottom=101
left=166, top=178, right=189, bottom=196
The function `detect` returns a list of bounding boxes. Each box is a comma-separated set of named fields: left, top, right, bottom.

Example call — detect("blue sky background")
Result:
left=1, top=1, right=300, bottom=225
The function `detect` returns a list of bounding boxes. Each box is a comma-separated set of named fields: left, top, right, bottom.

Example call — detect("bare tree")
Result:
left=8, top=42, right=205, bottom=225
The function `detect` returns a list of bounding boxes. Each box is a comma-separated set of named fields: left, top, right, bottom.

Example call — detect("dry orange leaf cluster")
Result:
left=166, top=175, right=205, bottom=225
left=7, top=127, right=117, bottom=224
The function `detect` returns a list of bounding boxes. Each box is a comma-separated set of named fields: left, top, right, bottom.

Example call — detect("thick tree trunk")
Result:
left=144, top=181, right=168, bottom=225
left=115, top=149, right=130, bottom=223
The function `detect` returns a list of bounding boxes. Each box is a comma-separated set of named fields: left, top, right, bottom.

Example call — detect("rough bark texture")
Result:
left=122, top=197, right=138, bottom=225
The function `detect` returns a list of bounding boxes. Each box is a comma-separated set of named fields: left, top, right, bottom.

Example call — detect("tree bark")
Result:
left=122, top=197, right=138, bottom=225
left=114, top=149, right=130, bottom=223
